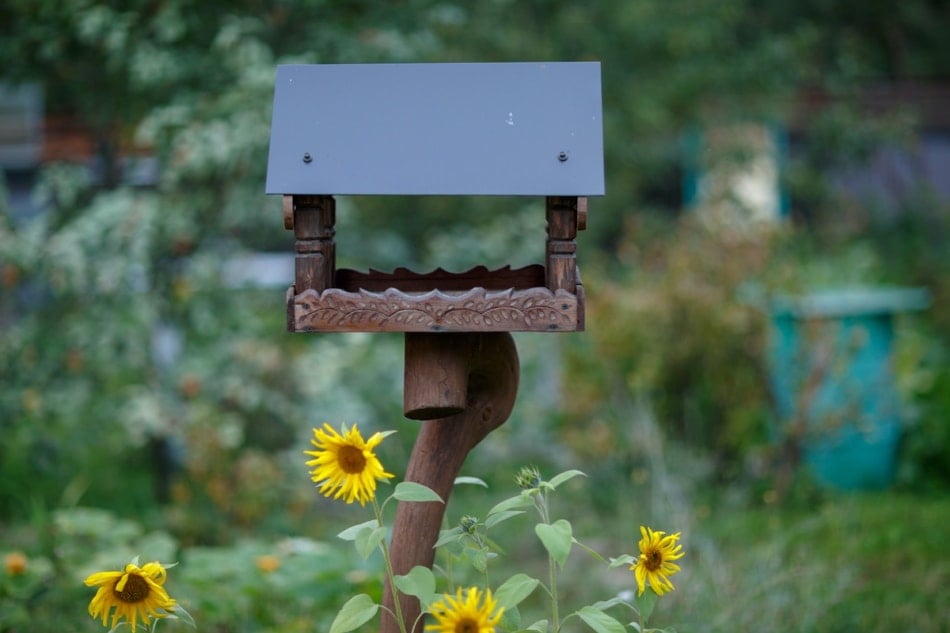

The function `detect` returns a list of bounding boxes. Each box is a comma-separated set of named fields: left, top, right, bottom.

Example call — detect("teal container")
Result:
left=769, top=287, right=929, bottom=490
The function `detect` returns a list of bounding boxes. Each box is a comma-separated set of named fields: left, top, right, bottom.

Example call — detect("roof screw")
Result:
left=557, top=151, right=568, bottom=162
left=302, top=152, right=312, bottom=164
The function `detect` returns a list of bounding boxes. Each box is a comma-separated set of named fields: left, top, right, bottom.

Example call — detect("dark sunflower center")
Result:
left=455, top=617, right=479, bottom=633
left=644, top=548, right=663, bottom=572
left=114, top=574, right=150, bottom=603
left=338, top=446, right=367, bottom=474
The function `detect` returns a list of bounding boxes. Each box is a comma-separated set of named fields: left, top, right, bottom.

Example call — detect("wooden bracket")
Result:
left=382, top=333, right=520, bottom=633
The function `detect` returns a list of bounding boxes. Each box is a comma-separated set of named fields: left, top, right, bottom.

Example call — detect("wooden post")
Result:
left=293, top=194, right=335, bottom=293
left=381, top=333, right=520, bottom=633
left=545, top=196, right=578, bottom=293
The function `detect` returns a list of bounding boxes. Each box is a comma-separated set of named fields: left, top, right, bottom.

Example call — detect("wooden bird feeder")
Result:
left=266, top=62, right=603, bottom=334
left=264, top=61, right=603, bottom=633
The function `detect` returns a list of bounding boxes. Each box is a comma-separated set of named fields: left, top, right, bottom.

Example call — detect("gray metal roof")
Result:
left=265, top=62, right=604, bottom=196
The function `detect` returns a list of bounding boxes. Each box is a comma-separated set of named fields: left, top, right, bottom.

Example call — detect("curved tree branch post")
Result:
left=381, top=332, right=520, bottom=633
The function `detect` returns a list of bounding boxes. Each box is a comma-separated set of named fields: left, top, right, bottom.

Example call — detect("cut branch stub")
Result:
left=403, top=333, right=476, bottom=419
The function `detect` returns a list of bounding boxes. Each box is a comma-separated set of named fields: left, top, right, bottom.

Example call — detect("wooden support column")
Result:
left=545, top=196, right=578, bottom=293
left=382, top=333, right=520, bottom=633
left=292, top=194, right=336, bottom=293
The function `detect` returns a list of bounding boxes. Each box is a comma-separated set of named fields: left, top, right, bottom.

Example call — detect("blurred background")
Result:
left=1, top=1, right=948, bottom=631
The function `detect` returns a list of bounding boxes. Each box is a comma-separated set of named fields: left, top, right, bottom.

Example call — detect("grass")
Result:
left=483, top=490, right=950, bottom=633
left=671, top=492, right=950, bottom=633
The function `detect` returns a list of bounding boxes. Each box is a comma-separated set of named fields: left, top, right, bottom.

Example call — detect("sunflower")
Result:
left=426, top=586, right=503, bottom=633
left=304, top=422, right=394, bottom=506
left=84, top=560, right=177, bottom=630
left=630, top=525, right=684, bottom=596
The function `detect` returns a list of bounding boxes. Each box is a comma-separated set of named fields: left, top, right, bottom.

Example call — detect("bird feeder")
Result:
left=266, top=61, right=603, bottom=334
left=265, top=61, right=603, bottom=633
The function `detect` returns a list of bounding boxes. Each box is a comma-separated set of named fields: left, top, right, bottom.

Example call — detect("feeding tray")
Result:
left=265, top=61, right=604, bottom=333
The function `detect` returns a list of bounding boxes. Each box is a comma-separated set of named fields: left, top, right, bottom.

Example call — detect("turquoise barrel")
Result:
left=769, top=287, right=930, bottom=490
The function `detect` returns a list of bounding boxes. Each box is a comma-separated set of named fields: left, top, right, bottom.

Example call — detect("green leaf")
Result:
left=575, top=606, right=627, bottom=633
left=466, top=546, right=489, bottom=572
left=356, top=526, right=387, bottom=560
left=394, top=565, right=436, bottom=606
left=590, top=597, right=629, bottom=612
left=434, top=527, right=463, bottom=548
left=633, top=587, right=660, bottom=623
left=393, top=482, right=444, bottom=503
left=167, top=604, right=196, bottom=628
left=498, top=605, right=521, bottom=632
left=329, top=594, right=379, bottom=633
left=608, top=554, right=637, bottom=568
left=523, top=620, right=549, bottom=633
left=487, top=493, right=534, bottom=517
left=546, top=469, right=587, bottom=489
left=535, top=519, right=573, bottom=568
left=494, top=573, right=541, bottom=609
left=337, top=519, right=379, bottom=541
left=484, top=509, right=525, bottom=528
left=454, top=476, right=488, bottom=487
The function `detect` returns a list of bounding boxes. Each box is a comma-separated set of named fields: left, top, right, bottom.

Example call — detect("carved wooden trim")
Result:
left=292, top=285, right=579, bottom=332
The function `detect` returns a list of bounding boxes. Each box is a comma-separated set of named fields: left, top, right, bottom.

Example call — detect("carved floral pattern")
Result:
left=293, top=286, right=580, bottom=332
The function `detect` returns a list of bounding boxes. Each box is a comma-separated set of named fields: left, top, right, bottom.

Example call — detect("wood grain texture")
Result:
left=403, top=333, right=476, bottom=419
left=293, top=195, right=335, bottom=292
left=545, top=196, right=579, bottom=293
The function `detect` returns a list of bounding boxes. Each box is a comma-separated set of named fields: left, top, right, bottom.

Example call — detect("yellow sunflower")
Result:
left=304, top=422, right=394, bottom=506
left=84, top=560, right=177, bottom=630
left=426, top=586, right=503, bottom=633
left=630, top=525, right=684, bottom=596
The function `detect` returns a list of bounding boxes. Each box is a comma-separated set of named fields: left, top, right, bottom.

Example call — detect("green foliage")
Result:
left=181, top=537, right=375, bottom=633
left=329, top=468, right=671, bottom=633
left=564, top=213, right=776, bottom=473
left=688, top=493, right=950, bottom=633
left=813, top=203, right=950, bottom=494
left=561, top=195, right=948, bottom=498
left=0, top=506, right=375, bottom=632
left=1, top=507, right=176, bottom=632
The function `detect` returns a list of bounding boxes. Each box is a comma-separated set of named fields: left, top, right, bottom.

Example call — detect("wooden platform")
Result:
left=287, top=265, right=584, bottom=332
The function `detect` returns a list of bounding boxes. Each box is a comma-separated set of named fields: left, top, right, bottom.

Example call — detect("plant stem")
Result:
left=549, top=551, right=559, bottom=632
left=374, top=499, right=408, bottom=633
left=534, top=489, right=560, bottom=632
left=471, top=531, right=491, bottom=591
